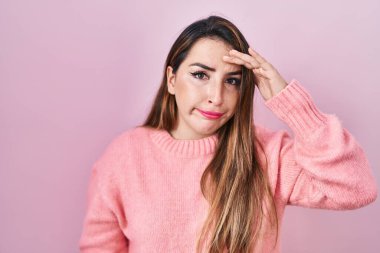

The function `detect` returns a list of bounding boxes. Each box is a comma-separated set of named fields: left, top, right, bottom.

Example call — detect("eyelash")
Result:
left=190, top=71, right=241, bottom=86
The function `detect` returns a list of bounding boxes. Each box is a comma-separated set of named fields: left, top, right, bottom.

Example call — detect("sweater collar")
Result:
left=148, top=127, right=218, bottom=157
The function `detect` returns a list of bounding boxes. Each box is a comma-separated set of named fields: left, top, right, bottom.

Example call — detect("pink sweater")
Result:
left=79, top=79, right=378, bottom=253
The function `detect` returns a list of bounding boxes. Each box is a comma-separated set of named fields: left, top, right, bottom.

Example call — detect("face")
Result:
left=166, top=38, right=242, bottom=140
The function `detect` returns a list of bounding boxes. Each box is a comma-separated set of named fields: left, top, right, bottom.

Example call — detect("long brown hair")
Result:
left=140, top=15, right=278, bottom=253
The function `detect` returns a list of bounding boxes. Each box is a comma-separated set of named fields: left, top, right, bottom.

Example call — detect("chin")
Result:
left=196, top=124, right=221, bottom=136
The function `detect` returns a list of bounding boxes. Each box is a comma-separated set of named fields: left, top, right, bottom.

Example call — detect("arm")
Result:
left=79, top=138, right=129, bottom=252
left=260, top=79, right=378, bottom=210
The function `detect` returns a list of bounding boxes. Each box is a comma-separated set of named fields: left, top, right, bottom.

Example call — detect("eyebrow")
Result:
left=189, top=62, right=242, bottom=75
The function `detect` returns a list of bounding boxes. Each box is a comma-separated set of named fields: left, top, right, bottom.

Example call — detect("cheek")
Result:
left=226, top=93, right=239, bottom=112
left=175, top=78, right=204, bottom=106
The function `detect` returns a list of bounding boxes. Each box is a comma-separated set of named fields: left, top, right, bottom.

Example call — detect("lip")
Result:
left=197, top=108, right=224, bottom=119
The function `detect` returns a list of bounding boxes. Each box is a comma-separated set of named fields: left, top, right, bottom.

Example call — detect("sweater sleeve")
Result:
left=79, top=137, right=129, bottom=252
left=260, top=78, right=378, bottom=210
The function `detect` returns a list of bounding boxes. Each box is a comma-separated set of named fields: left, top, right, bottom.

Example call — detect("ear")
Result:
left=166, top=66, right=176, bottom=95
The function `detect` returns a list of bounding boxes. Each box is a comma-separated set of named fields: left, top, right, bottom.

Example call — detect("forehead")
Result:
left=183, top=38, right=241, bottom=71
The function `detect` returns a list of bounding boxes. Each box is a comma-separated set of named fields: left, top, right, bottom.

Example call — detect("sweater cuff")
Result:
left=264, top=79, right=329, bottom=140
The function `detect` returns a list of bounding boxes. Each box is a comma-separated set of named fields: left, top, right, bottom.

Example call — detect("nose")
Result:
left=207, top=81, right=223, bottom=106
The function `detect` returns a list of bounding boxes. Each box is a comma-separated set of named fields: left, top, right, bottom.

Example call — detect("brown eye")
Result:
left=227, top=78, right=241, bottom=85
left=191, top=71, right=208, bottom=80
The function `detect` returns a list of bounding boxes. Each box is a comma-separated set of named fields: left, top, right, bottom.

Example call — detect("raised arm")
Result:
left=258, top=79, right=378, bottom=210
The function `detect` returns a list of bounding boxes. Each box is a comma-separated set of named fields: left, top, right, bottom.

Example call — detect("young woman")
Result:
left=79, top=15, right=378, bottom=253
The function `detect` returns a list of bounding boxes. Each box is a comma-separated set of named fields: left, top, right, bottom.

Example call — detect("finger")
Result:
left=224, top=50, right=260, bottom=68
left=252, top=68, right=269, bottom=80
left=224, top=55, right=269, bottom=80
left=229, top=49, right=260, bottom=68
left=248, top=47, right=267, bottom=64
left=223, top=55, right=254, bottom=69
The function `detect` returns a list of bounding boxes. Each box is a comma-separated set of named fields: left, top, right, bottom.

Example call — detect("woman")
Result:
left=79, top=15, right=378, bottom=253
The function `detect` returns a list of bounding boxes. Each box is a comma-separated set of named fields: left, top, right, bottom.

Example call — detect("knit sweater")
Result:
left=78, top=79, right=378, bottom=253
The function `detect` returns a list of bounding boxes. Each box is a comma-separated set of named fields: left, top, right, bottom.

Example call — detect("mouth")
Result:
left=196, top=108, right=224, bottom=119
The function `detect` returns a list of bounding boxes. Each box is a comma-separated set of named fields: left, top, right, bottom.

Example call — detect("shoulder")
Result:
left=93, top=126, right=152, bottom=170
left=254, top=124, right=292, bottom=146
left=104, top=126, right=151, bottom=150
left=254, top=124, right=296, bottom=192
left=254, top=124, right=294, bottom=166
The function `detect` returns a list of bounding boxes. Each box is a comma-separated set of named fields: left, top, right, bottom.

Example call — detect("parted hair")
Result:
left=141, top=15, right=278, bottom=253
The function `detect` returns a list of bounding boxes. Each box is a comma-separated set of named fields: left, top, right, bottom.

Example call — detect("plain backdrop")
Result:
left=0, top=0, right=379, bottom=252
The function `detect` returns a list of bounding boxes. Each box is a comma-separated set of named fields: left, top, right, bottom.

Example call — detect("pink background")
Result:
left=1, top=0, right=379, bottom=252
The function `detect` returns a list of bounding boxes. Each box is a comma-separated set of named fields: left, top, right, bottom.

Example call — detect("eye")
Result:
left=226, top=78, right=241, bottom=86
left=190, top=71, right=208, bottom=80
